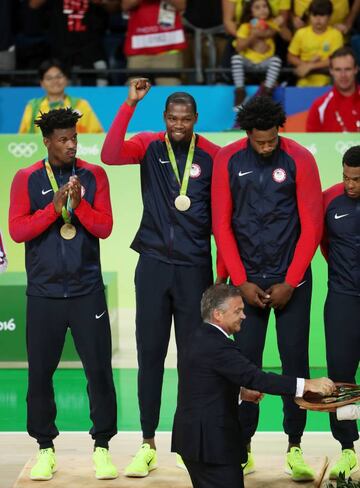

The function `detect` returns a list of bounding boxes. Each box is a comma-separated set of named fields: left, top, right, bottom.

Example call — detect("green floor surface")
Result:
left=0, top=368, right=358, bottom=432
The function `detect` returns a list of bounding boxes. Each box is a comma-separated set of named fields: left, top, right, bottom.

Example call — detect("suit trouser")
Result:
left=183, top=458, right=244, bottom=488
left=235, top=269, right=312, bottom=445
left=26, top=292, right=117, bottom=449
left=135, top=254, right=213, bottom=439
left=324, top=290, right=360, bottom=448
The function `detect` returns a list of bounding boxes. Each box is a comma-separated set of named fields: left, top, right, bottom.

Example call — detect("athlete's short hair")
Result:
left=201, top=284, right=242, bottom=322
left=165, top=92, right=197, bottom=114
left=35, top=108, right=82, bottom=137
left=236, top=96, right=286, bottom=131
left=342, top=146, right=360, bottom=167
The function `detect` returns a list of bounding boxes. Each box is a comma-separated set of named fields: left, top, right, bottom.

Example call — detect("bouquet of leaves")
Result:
left=296, top=383, right=360, bottom=412
left=325, top=473, right=360, bottom=487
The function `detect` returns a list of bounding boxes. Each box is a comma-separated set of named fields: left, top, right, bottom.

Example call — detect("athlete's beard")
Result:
left=169, top=137, right=191, bottom=153
left=260, top=151, right=274, bottom=159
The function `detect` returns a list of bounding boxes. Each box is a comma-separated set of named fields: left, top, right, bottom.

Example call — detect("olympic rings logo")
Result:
left=335, top=141, right=358, bottom=155
left=8, top=142, right=38, bottom=158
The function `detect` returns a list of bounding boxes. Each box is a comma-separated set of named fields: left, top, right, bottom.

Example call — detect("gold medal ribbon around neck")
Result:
left=44, top=158, right=77, bottom=239
left=164, top=133, right=195, bottom=201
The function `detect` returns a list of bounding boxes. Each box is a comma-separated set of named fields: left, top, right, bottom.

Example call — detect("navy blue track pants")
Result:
left=135, top=254, right=213, bottom=439
left=235, top=269, right=312, bottom=445
left=325, top=290, right=360, bottom=448
left=26, top=291, right=117, bottom=448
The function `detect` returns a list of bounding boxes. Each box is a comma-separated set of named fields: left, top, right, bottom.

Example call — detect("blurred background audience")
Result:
left=0, top=0, right=358, bottom=89
left=19, top=58, right=103, bottom=133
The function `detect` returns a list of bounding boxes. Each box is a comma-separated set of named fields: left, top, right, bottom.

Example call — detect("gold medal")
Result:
left=175, top=195, right=191, bottom=211
left=60, top=223, right=77, bottom=240
left=165, top=133, right=195, bottom=213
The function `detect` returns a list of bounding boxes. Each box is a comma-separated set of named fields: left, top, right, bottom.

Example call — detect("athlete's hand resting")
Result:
left=239, top=281, right=270, bottom=308
left=265, top=282, right=294, bottom=310
left=126, top=78, right=151, bottom=107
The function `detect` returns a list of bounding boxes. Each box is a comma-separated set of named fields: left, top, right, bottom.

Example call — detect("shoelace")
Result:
left=96, top=448, right=108, bottom=454
left=39, top=448, right=53, bottom=456
left=135, top=447, right=153, bottom=463
left=96, top=448, right=110, bottom=459
left=291, top=449, right=307, bottom=466
left=36, top=449, right=54, bottom=466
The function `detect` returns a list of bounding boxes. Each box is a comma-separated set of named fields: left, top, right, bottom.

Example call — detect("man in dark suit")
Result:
left=172, top=284, right=335, bottom=488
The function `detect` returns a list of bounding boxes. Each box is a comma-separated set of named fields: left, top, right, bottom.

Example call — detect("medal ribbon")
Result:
left=164, top=133, right=195, bottom=196
left=44, top=159, right=74, bottom=224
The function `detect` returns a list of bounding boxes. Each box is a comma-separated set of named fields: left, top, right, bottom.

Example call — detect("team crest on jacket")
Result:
left=190, top=163, right=201, bottom=178
left=272, top=168, right=286, bottom=183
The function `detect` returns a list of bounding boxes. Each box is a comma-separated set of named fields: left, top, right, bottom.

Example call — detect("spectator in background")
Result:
left=103, top=0, right=128, bottom=85
left=288, top=0, right=343, bottom=86
left=231, top=0, right=291, bottom=109
left=29, top=0, right=111, bottom=86
left=0, top=0, right=16, bottom=86
left=222, top=0, right=291, bottom=84
left=15, top=0, right=50, bottom=80
left=292, top=0, right=350, bottom=31
left=122, top=0, right=186, bottom=85
left=306, top=47, right=360, bottom=131
left=337, top=0, right=360, bottom=36
left=223, top=0, right=290, bottom=37
left=182, top=0, right=225, bottom=84
left=19, top=59, right=103, bottom=133
left=348, top=0, right=360, bottom=65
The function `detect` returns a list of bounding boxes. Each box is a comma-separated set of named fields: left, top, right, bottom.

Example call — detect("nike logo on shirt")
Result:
left=95, top=311, right=106, bottom=319
left=42, top=189, right=53, bottom=195
left=334, top=213, right=349, bottom=220
left=238, top=171, right=253, bottom=177
left=159, top=158, right=171, bottom=164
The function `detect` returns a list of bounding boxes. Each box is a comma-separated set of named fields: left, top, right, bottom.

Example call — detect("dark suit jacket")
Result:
left=171, top=322, right=297, bottom=465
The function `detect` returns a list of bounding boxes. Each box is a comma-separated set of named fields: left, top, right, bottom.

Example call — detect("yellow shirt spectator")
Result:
left=235, top=19, right=280, bottom=63
left=288, top=25, right=343, bottom=85
left=293, top=0, right=349, bottom=26
left=19, top=59, right=104, bottom=134
left=19, top=96, right=103, bottom=134
left=228, top=0, right=290, bottom=24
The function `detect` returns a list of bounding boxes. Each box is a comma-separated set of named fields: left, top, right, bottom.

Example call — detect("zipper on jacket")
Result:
left=168, top=224, right=174, bottom=258
left=258, top=164, right=267, bottom=279
left=59, top=168, right=69, bottom=298
left=356, top=200, right=360, bottom=295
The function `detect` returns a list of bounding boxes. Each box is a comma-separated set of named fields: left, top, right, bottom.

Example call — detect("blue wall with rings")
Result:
left=0, top=85, right=328, bottom=134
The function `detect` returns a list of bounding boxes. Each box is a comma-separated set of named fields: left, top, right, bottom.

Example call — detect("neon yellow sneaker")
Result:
left=124, top=443, right=157, bottom=477
left=30, top=448, right=56, bottom=480
left=242, top=451, right=255, bottom=476
left=329, top=449, right=359, bottom=480
left=285, top=447, right=315, bottom=481
left=176, top=453, right=187, bottom=471
left=92, top=447, right=118, bottom=480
